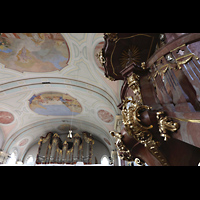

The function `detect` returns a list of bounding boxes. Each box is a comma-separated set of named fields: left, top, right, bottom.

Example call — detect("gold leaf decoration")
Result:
left=119, top=45, right=140, bottom=68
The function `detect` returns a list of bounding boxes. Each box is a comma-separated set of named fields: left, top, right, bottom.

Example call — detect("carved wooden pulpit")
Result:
left=99, top=33, right=200, bottom=166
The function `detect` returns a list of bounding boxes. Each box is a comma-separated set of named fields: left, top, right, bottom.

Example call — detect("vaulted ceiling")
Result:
left=0, top=33, right=123, bottom=160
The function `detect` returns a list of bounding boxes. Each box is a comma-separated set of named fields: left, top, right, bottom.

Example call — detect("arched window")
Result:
left=101, top=155, right=110, bottom=165
left=25, top=155, right=34, bottom=165
left=6, top=150, right=17, bottom=165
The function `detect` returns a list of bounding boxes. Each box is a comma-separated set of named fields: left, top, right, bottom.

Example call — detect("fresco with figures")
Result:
left=0, top=33, right=70, bottom=72
left=29, top=92, right=82, bottom=116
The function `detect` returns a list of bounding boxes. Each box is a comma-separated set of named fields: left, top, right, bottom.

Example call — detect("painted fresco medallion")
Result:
left=29, top=92, right=82, bottom=116
left=0, top=33, right=70, bottom=72
left=97, top=109, right=114, bottom=123
left=18, top=138, right=29, bottom=147
left=0, top=111, right=14, bottom=124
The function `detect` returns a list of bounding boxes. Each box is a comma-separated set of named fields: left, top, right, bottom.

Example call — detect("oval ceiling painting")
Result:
left=0, top=111, right=14, bottom=124
left=0, top=33, right=70, bottom=72
left=18, top=138, right=29, bottom=147
left=29, top=92, right=82, bottom=116
left=98, top=109, right=114, bottom=123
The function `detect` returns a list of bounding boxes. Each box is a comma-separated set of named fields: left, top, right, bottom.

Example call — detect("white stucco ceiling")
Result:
left=0, top=33, right=123, bottom=158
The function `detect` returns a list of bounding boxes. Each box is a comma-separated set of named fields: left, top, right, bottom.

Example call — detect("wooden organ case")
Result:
left=99, top=33, right=200, bottom=166
left=36, top=132, right=94, bottom=164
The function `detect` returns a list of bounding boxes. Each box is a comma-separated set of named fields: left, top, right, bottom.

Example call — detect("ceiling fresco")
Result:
left=0, top=111, right=14, bottom=124
left=18, top=138, right=29, bottom=147
left=0, top=33, right=121, bottom=161
left=0, top=33, right=70, bottom=72
left=29, top=92, right=82, bottom=116
left=97, top=109, right=114, bottom=123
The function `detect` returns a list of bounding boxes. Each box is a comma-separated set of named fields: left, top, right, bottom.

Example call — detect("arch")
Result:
left=3, top=118, right=116, bottom=157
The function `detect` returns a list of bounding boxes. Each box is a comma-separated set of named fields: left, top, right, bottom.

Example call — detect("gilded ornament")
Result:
left=53, top=133, right=59, bottom=138
left=134, top=157, right=146, bottom=166
left=150, top=47, right=199, bottom=82
left=127, top=73, right=140, bottom=87
left=105, top=33, right=118, bottom=42
left=156, top=111, right=179, bottom=141
left=96, top=49, right=106, bottom=66
left=107, top=75, right=115, bottom=81
left=110, top=62, right=170, bottom=165
left=141, top=62, right=146, bottom=70
left=120, top=96, right=169, bottom=165
left=121, top=96, right=153, bottom=139
left=176, top=53, right=199, bottom=69
left=83, top=132, right=94, bottom=144
left=126, top=73, right=143, bottom=104
left=38, top=138, right=43, bottom=145
left=119, top=45, right=140, bottom=68
left=110, top=131, right=135, bottom=161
